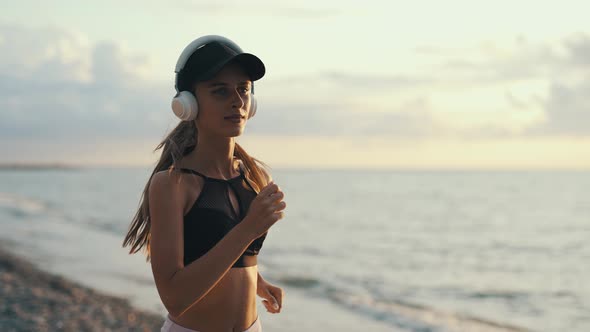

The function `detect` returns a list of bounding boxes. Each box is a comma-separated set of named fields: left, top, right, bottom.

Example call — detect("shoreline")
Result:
left=0, top=241, right=534, bottom=332
left=0, top=240, right=398, bottom=332
left=0, top=244, right=163, bottom=331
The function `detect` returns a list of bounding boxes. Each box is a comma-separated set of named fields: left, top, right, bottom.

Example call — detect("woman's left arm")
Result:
left=257, top=272, right=284, bottom=313
left=256, top=166, right=284, bottom=313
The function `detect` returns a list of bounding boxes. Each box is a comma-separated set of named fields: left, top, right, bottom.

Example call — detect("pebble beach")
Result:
left=0, top=244, right=162, bottom=332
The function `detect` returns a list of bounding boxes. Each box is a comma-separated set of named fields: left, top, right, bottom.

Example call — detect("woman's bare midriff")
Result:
left=170, top=265, right=259, bottom=332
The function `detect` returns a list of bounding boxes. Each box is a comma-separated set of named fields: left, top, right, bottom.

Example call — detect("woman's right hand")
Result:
left=242, top=181, right=286, bottom=239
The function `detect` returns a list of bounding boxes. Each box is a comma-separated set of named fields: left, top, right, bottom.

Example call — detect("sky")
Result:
left=1, top=0, right=589, bottom=169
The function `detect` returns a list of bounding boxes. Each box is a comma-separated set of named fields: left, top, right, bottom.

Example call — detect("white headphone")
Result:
left=171, top=35, right=258, bottom=121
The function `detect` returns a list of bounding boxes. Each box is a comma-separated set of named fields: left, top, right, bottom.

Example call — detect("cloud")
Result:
left=322, top=71, right=431, bottom=92
left=0, top=23, right=91, bottom=83
left=302, top=32, right=590, bottom=138
left=526, top=79, right=590, bottom=136
left=173, top=0, right=342, bottom=18
left=1, top=23, right=441, bottom=155
left=542, top=35, right=590, bottom=134
left=429, top=41, right=559, bottom=85
left=1, top=21, right=588, bottom=164
left=511, top=34, right=590, bottom=135
left=0, top=24, right=173, bottom=142
left=563, top=34, right=590, bottom=66
left=248, top=96, right=442, bottom=138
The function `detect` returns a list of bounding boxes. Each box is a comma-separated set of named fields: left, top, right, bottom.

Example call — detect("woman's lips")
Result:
left=225, top=116, right=244, bottom=123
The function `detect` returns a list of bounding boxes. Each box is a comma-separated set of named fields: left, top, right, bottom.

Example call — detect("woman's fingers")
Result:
left=264, top=189, right=284, bottom=206
left=274, top=201, right=287, bottom=211
left=262, top=299, right=279, bottom=313
left=269, top=191, right=284, bottom=201
left=258, top=181, right=276, bottom=196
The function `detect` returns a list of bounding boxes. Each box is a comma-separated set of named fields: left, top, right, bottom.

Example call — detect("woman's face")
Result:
left=193, top=62, right=252, bottom=137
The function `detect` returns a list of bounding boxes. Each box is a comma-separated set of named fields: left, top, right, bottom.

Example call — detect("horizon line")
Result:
left=1, top=162, right=589, bottom=172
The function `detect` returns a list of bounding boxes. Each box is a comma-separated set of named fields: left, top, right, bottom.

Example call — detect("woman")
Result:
left=123, top=35, right=286, bottom=332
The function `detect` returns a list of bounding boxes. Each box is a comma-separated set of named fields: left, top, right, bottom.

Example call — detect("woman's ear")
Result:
left=191, top=82, right=199, bottom=97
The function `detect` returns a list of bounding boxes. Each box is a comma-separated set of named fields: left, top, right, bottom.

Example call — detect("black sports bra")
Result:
left=178, top=166, right=267, bottom=268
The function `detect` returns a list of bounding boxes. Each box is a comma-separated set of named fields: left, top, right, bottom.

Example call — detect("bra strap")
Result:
left=178, top=168, right=208, bottom=179
left=178, top=167, right=244, bottom=180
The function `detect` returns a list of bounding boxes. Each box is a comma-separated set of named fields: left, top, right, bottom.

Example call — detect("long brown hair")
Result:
left=122, top=120, right=271, bottom=261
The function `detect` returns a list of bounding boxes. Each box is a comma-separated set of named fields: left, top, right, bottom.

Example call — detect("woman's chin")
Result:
left=225, top=128, right=245, bottom=137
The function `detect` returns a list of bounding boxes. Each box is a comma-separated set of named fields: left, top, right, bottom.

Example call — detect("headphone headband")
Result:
left=174, top=35, right=243, bottom=74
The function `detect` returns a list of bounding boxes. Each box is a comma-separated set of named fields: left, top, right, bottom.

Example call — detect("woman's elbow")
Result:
left=161, top=295, right=185, bottom=318
left=155, top=282, right=185, bottom=317
left=159, top=285, right=199, bottom=318
left=167, top=300, right=197, bottom=319
left=166, top=307, right=183, bottom=319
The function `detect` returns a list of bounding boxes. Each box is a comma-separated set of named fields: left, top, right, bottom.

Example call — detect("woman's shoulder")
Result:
left=150, top=169, right=180, bottom=196
left=150, top=168, right=205, bottom=215
left=150, top=168, right=204, bottom=194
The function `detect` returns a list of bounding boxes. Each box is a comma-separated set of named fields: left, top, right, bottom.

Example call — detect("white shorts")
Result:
left=161, top=314, right=262, bottom=332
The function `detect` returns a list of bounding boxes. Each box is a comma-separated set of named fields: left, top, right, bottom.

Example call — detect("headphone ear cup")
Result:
left=248, top=95, right=257, bottom=119
left=171, top=91, right=198, bottom=121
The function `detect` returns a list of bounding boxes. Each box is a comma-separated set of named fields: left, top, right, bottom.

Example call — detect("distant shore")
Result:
left=0, top=244, right=163, bottom=331
left=0, top=163, right=81, bottom=171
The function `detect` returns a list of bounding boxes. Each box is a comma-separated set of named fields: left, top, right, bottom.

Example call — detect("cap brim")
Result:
left=199, top=53, right=265, bottom=82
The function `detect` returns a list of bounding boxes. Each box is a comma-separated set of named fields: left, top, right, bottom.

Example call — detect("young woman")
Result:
left=123, top=35, right=286, bottom=332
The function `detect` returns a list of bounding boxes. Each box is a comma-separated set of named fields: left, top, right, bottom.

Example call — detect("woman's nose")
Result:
left=231, top=89, right=245, bottom=109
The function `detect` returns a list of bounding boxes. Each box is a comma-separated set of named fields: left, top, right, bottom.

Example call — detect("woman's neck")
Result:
left=182, top=137, right=239, bottom=179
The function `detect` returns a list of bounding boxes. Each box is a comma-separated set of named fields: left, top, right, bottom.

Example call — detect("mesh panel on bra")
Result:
left=192, top=176, right=255, bottom=221
left=195, top=181, right=237, bottom=220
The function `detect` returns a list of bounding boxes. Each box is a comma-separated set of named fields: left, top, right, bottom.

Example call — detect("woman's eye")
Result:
left=212, top=87, right=249, bottom=97
left=213, top=88, right=228, bottom=96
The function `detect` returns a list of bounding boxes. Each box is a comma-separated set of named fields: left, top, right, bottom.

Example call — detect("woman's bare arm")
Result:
left=148, top=170, right=256, bottom=317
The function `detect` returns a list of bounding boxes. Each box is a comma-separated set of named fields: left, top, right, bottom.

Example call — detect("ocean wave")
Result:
left=329, top=291, right=532, bottom=332
left=0, top=192, right=50, bottom=217
left=468, top=290, right=530, bottom=301
left=274, top=272, right=531, bottom=332
left=0, top=192, right=125, bottom=236
left=276, top=275, right=322, bottom=289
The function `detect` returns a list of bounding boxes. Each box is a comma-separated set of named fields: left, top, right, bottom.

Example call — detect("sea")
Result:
left=0, top=167, right=588, bottom=332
